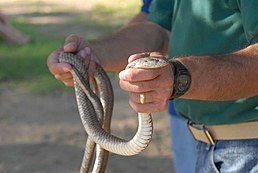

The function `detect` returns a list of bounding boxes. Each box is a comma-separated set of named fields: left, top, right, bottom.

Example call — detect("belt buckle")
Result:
left=187, top=121, right=215, bottom=145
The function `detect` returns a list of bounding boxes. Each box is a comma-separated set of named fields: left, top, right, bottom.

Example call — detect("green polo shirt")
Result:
left=148, top=0, right=258, bottom=125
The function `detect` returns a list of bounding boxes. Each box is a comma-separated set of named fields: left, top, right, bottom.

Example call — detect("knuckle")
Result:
left=126, top=72, right=135, bottom=81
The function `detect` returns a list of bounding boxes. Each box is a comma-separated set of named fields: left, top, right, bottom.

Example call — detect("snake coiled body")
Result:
left=58, top=52, right=168, bottom=173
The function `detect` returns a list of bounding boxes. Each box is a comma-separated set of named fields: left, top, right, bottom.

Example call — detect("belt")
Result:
left=187, top=121, right=258, bottom=145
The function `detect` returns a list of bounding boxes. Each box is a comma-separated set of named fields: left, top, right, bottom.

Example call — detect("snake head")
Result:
left=126, top=56, right=168, bottom=69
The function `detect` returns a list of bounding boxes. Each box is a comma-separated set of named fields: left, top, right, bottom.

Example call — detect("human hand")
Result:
left=47, top=34, right=100, bottom=87
left=0, top=12, right=7, bottom=24
left=119, top=52, right=174, bottom=113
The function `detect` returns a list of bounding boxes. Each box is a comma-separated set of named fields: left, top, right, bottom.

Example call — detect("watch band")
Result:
left=169, top=60, right=191, bottom=99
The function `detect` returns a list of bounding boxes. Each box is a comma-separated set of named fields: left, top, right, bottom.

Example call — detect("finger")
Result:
left=79, top=48, right=90, bottom=68
left=78, top=47, right=99, bottom=68
left=63, top=34, right=79, bottom=52
left=84, top=47, right=101, bottom=76
left=120, top=75, right=173, bottom=94
left=90, top=49, right=101, bottom=64
left=88, top=60, right=97, bottom=77
left=120, top=80, right=151, bottom=93
left=47, top=50, right=72, bottom=75
left=149, top=52, right=164, bottom=58
left=129, top=92, right=153, bottom=104
left=47, top=49, right=61, bottom=66
left=63, top=79, right=74, bottom=87
left=63, top=34, right=86, bottom=53
left=129, top=99, right=168, bottom=113
left=127, top=52, right=164, bottom=64
left=119, top=68, right=161, bottom=82
left=129, top=90, right=170, bottom=104
left=54, top=72, right=73, bottom=81
left=128, top=52, right=151, bottom=63
left=49, top=62, right=72, bottom=76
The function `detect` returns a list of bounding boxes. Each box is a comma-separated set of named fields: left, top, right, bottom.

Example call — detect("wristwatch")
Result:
left=169, top=60, right=191, bottom=99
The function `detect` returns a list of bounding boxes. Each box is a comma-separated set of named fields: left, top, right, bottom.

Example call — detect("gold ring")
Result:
left=140, top=94, right=145, bottom=104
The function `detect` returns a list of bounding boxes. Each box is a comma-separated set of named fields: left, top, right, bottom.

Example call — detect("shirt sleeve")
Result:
left=141, top=0, right=152, bottom=13
left=238, top=0, right=258, bottom=44
left=147, top=0, right=173, bottom=31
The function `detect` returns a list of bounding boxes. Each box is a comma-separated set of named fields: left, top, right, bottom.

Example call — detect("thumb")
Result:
left=63, top=34, right=86, bottom=53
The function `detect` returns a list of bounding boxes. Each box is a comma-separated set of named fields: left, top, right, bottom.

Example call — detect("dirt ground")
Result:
left=0, top=80, right=174, bottom=173
left=0, top=1, right=174, bottom=173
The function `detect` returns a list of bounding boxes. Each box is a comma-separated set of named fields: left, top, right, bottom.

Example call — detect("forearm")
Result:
left=178, top=43, right=258, bottom=100
left=125, top=12, right=148, bottom=26
left=90, top=22, right=169, bottom=72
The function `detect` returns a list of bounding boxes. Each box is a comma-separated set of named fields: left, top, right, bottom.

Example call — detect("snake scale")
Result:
left=58, top=52, right=168, bottom=173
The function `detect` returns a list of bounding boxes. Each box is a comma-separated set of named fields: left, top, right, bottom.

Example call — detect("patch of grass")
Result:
left=0, top=21, right=67, bottom=94
left=0, top=0, right=140, bottom=94
left=72, top=1, right=141, bottom=39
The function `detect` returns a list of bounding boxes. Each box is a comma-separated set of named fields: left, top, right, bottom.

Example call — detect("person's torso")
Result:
left=168, top=0, right=258, bottom=125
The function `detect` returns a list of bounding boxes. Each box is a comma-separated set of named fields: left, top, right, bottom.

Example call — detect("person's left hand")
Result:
left=47, top=34, right=100, bottom=87
left=119, top=52, right=174, bottom=113
left=0, top=13, right=7, bottom=24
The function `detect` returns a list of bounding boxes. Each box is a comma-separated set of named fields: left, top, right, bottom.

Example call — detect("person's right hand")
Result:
left=119, top=52, right=173, bottom=113
left=47, top=34, right=100, bottom=87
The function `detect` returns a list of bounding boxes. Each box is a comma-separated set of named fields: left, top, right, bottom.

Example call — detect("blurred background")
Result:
left=0, top=0, right=173, bottom=173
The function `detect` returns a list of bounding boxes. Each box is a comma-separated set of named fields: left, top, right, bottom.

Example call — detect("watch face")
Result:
left=177, top=75, right=191, bottom=92
left=170, top=60, right=191, bottom=98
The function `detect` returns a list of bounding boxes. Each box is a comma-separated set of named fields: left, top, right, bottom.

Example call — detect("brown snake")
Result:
left=58, top=52, right=168, bottom=173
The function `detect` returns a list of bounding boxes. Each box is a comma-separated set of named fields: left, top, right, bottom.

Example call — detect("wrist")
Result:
left=169, top=59, right=191, bottom=99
